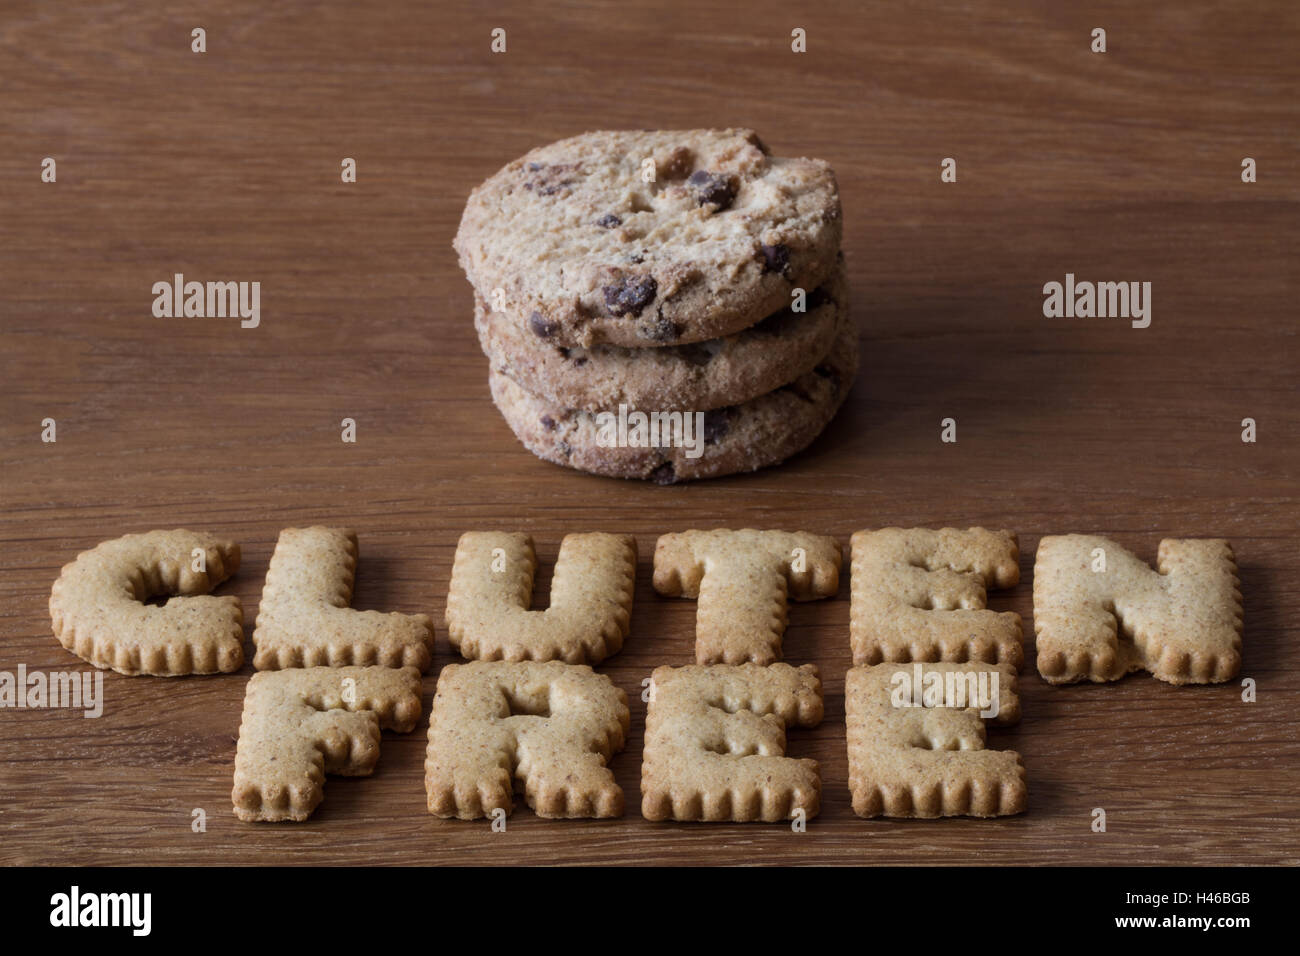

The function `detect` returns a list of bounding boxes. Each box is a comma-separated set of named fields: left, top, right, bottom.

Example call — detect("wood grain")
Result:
left=0, top=0, right=1296, bottom=866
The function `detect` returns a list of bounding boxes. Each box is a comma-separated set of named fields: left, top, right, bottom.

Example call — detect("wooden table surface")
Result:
left=1, top=0, right=1296, bottom=866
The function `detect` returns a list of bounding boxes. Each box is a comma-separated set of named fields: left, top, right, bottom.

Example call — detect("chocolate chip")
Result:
left=760, top=243, right=791, bottom=275
left=661, top=147, right=694, bottom=180
left=649, top=462, right=676, bottom=484
left=687, top=170, right=736, bottom=210
left=603, top=274, right=658, bottom=317
left=529, top=311, right=559, bottom=338
left=556, top=346, right=570, bottom=359
left=642, top=313, right=682, bottom=342
left=596, top=213, right=622, bottom=228
left=572, top=356, right=588, bottom=367
left=557, top=441, right=572, bottom=458
left=540, top=414, right=558, bottom=431
left=703, top=408, right=732, bottom=445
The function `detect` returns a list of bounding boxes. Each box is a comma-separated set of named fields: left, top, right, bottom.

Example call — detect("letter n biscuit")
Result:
left=1034, top=535, right=1242, bottom=684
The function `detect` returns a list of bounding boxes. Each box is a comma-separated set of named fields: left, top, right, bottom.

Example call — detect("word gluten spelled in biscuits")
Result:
left=47, top=527, right=1243, bottom=824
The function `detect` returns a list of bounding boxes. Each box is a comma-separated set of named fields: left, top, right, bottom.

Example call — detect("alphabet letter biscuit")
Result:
left=445, top=532, right=636, bottom=663
left=232, top=665, right=422, bottom=822
left=653, top=529, right=840, bottom=664
left=1034, top=535, right=1242, bottom=684
left=252, top=527, right=434, bottom=671
left=424, top=660, right=629, bottom=819
left=850, top=528, right=1022, bottom=668
left=641, top=663, right=823, bottom=822
left=846, top=662, right=1026, bottom=818
left=49, top=529, right=243, bottom=676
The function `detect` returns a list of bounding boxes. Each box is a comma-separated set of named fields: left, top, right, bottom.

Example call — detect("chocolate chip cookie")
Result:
left=455, top=128, right=842, bottom=348
left=477, top=257, right=848, bottom=413
left=487, top=321, right=859, bottom=483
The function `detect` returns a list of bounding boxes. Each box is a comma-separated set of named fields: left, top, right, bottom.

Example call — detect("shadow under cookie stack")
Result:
left=454, top=128, right=855, bottom=483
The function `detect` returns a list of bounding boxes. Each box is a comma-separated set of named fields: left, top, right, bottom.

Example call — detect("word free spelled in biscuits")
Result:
left=41, top=526, right=1246, bottom=826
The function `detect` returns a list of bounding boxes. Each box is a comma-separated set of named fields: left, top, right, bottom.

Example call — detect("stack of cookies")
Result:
left=454, top=128, right=855, bottom=483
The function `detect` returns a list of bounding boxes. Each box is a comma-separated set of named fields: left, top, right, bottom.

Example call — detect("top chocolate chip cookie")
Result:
left=454, top=129, right=842, bottom=348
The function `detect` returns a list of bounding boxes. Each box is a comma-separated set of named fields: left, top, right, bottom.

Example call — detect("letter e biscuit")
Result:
left=846, top=662, right=1026, bottom=818
left=850, top=528, right=1022, bottom=668
left=641, top=663, right=823, bottom=822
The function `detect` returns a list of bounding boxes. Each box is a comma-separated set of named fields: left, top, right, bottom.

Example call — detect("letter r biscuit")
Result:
left=424, top=660, right=629, bottom=819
